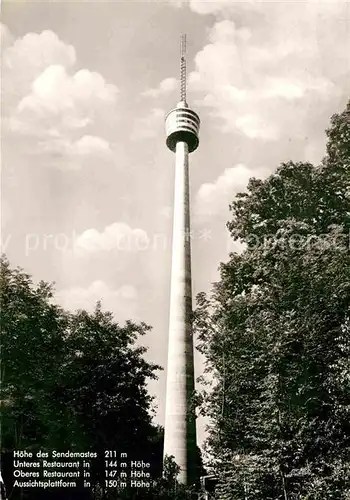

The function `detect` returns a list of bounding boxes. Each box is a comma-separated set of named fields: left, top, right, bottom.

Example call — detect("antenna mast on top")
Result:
left=180, top=33, right=187, bottom=104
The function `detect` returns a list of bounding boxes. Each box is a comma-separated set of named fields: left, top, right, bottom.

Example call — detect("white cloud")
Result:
left=2, top=29, right=76, bottom=108
left=1, top=23, right=14, bottom=49
left=55, top=280, right=138, bottom=321
left=171, top=0, right=348, bottom=16
left=74, top=222, right=150, bottom=255
left=69, top=135, right=112, bottom=157
left=194, top=164, right=259, bottom=221
left=131, top=108, right=165, bottom=140
left=167, top=0, right=228, bottom=14
left=26, top=65, right=117, bottom=107
left=15, top=65, right=118, bottom=131
left=31, top=134, right=114, bottom=170
left=262, top=76, right=333, bottom=101
left=180, top=3, right=349, bottom=143
left=3, top=28, right=120, bottom=168
left=235, top=115, right=279, bottom=140
left=169, top=0, right=273, bottom=15
left=142, top=77, right=178, bottom=98
left=188, top=0, right=232, bottom=15
left=3, top=29, right=76, bottom=73
left=262, top=78, right=305, bottom=100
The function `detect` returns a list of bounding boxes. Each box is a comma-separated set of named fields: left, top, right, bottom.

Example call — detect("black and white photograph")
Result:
left=1, top=0, right=349, bottom=499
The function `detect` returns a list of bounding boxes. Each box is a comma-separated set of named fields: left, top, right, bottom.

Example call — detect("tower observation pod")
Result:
left=165, top=105, right=200, bottom=153
left=163, top=34, right=200, bottom=486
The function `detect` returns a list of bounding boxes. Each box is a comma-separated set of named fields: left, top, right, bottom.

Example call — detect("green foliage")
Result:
left=194, top=101, right=350, bottom=499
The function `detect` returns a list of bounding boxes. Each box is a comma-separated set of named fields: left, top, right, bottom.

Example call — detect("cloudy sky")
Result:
left=1, top=0, right=349, bottom=445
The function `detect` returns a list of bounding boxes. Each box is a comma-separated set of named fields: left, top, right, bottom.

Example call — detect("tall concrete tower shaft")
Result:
left=163, top=35, right=200, bottom=486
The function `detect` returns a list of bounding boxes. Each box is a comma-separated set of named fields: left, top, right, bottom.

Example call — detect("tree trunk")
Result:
left=280, top=468, right=288, bottom=500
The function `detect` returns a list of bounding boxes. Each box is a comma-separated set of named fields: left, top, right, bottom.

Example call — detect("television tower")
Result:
left=163, top=34, right=200, bottom=485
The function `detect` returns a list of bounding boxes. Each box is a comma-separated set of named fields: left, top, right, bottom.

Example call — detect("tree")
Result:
left=56, top=305, right=163, bottom=496
left=194, top=101, right=350, bottom=499
left=0, top=257, right=67, bottom=452
left=0, top=257, right=163, bottom=499
left=150, top=455, right=199, bottom=500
